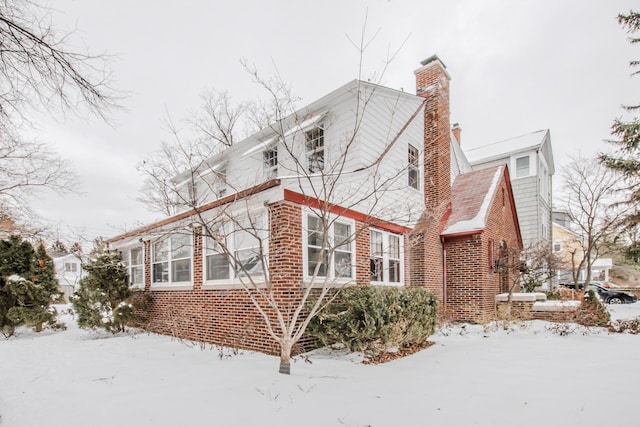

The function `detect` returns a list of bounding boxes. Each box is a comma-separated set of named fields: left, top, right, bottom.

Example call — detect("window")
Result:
left=408, top=144, right=420, bottom=189
left=215, top=164, right=227, bottom=198
left=306, top=126, right=324, bottom=173
left=305, top=214, right=353, bottom=279
left=152, top=233, right=192, bottom=284
left=370, top=230, right=402, bottom=284
left=204, top=214, right=265, bottom=283
left=515, top=156, right=530, bottom=178
left=263, top=147, right=278, bottom=179
left=205, top=230, right=230, bottom=281
left=123, top=247, right=144, bottom=286
left=64, top=262, right=77, bottom=273
left=553, top=243, right=562, bottom=253
left=539, top=160, right=549, bottom=201
left=488, top=238, right=495, bottom=271
left=234, top=218, right=264, bottom=278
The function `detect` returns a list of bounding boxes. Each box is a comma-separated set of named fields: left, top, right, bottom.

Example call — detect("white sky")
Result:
left=25, top=0, right=640, bottom=241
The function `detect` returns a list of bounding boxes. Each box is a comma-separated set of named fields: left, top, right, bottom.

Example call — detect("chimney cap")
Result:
left=420, top=54, right=447, bottom=68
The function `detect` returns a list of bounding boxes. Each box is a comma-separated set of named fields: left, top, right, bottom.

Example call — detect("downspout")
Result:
left=441, top=236, right=447, bottom=312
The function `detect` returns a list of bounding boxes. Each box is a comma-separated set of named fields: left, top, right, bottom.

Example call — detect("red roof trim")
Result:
left=283, top=189, right=412, bottom=234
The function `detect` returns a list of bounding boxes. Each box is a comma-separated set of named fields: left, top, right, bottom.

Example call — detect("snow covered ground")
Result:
left=1, top=304, right=639, bottom=427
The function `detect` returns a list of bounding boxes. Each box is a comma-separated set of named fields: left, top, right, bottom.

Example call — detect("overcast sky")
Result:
left=26, top=0, right=640, bottom=242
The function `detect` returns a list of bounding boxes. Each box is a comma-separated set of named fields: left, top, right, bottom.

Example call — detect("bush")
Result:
left=575, top=290, right=610, bottom=327
left=609, top=317, right=640, bottom=334
left=71, top=253, right=134, bottom=333
left=307, top=286, right=438, bottom=355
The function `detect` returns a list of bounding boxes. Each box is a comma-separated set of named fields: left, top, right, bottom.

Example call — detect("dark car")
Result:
left=586, top=284, right=638, bottom=304
left=559, top=281, right=612, bottom=290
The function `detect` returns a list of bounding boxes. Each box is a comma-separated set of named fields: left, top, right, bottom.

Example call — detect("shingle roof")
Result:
left=441, top=165, right=504, bottom=236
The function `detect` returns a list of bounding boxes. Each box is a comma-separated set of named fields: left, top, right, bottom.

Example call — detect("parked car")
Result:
left=585, top=284, right=638, bottom=304
left=559, top=281, right=612, bottom=290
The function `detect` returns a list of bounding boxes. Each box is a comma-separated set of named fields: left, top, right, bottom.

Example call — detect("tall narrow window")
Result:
left=333, top=222, right=352, bottom=278
left=408, top=144, right=420, bottom=189
left=129, top=247, right=144, bottom=285
left=171, top=234, right=192, bottom=282
left=234, top=218, right=264, bottom=278
left=263, top=147, right=278, bottom=179
left=516, top=156, right=529, bottom=178
left=306, top=126, right=324, bottom=173
left=152, top=238, right=169, bottom=283
left=388, top=235, right=401, bottom=283
left=307, top=215, right=328, bottom=277
left=370, top=231, right=383, bottom=282
left=216, top=164, right=227, bottom=198
left=205, top=231, right=230, bottom=281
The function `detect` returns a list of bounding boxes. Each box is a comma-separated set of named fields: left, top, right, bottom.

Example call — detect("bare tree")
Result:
left=1, top=1, right=118, bottom=229
left=0, top=0, right=117, bottom=131
left=134, top=27, right=418, bottom=374
left=560, top=155, right=625, bottom=288
left=0, top=131, right=77, bottom=218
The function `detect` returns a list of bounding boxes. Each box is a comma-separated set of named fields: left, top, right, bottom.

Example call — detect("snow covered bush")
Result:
left=72, top=253, right=134, bottom=333
left=0, top=236, right=63, bottom=336
left=609, top=317, right=640, bottom=334
left=307, top=286, right=438, bottom=355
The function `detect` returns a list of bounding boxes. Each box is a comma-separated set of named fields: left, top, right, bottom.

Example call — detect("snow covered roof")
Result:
left=441, top=166, right=504, bottom=236
left=465, top=129, right=549, bottom=165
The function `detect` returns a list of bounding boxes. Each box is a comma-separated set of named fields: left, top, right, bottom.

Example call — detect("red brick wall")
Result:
left=444, top=172, right=521, bottom=323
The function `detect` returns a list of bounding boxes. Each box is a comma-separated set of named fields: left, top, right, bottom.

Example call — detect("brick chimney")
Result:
left=414, top=55, right=451, bottom=209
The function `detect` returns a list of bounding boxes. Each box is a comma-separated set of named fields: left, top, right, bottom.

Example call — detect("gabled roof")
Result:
left=465, top=129, right=552, bottom=168
left=441, top=165, right=520, bottom=247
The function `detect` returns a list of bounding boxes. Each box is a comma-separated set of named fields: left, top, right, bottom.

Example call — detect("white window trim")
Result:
left=369, top=228, right=404, bottom=286
left=263, top=145, right=278, bottom=180
left=151, top=232, right=194, bottom=289
left=202, top=210, right=268, bottom=289
left=514, top=154, right=531, bottom=178
left=302, top=209, right=356, bottom=284
left=125, top=245, right=145, bottom=289
left=305, top=124, right=325, bottom=173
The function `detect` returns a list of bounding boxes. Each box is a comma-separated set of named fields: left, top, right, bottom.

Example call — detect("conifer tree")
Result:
left=72, top=253, right=133, bottom=333
left=601, top=10, right=640, bottom=227
left=0, top=236, right=61, bottom=335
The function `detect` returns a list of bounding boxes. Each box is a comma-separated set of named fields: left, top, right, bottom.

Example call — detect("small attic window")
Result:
left=263, top=147, right=278, bottom=179
left=306, top=126, right=324, bottom=173
left=515, top=156, right=530, bottom=178
left=408, top=144, right=420, bottom=190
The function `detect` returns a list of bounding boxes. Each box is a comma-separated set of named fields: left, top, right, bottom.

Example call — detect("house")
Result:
left=52, top=253, right=84, bottom=302
left=465, top=129, right=554, bottom=249
left=552, top=216, right=612, bottom=285
left=107, top=56, right=522, bottom=354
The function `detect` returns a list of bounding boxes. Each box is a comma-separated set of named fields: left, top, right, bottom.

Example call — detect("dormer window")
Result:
left=263, top=147, right=278, bottom=179
left=306, top=126, right=324, bottom=173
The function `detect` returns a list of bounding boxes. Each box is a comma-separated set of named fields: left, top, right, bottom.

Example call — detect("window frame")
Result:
left=369, top=228, right=404, bottom=286
left=303, top=211, right=356, bottom=282
left=202, top=210, right=267, bottom=287
left=124, top=246, right=144, bottom=288
left=408, top=143, right=420, bottom=190
left=305, top=125, right=325, bottom=173
left=263, top=146, right=278, bottom=179
left=151, top=232, right=193, bottom=287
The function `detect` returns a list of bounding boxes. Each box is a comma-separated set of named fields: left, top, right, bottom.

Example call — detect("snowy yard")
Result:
left=1, top=304, right=640, bottom=427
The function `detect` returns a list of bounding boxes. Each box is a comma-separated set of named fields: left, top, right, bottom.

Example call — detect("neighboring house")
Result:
left=0, top=214, right=16, bottom=239
left=107, top=56, right=522, bottom=354
left=552, top=218, right=612, bottom=285
left=52, top=253, right=84, bottom=302
left=465, top=129, right=554, bottom=249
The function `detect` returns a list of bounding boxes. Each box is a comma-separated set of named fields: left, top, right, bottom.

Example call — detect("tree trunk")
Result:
left=279, top=340, right=292, bottom=375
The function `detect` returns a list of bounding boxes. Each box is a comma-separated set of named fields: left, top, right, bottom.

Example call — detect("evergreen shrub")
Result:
left=307, top=286, right=438, bottom=354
